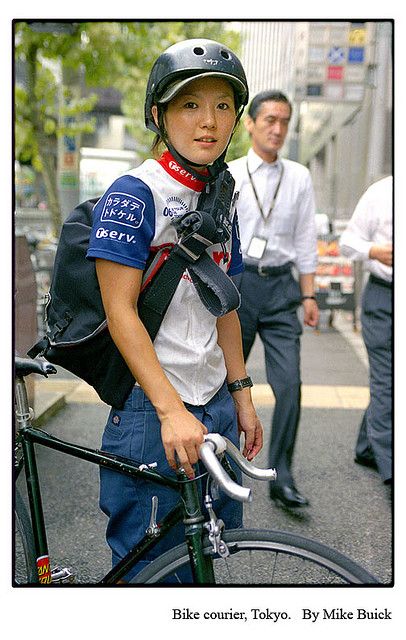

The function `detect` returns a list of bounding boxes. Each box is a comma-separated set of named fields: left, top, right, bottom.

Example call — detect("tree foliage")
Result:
left=15, top=20, right=249, bottom=234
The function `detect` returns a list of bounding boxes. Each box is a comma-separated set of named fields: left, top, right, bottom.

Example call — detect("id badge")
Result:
left=247, top=236, right=267, bottom=260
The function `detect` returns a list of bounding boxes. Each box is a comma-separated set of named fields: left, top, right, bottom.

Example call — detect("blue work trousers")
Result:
left=99, top=382, right=242, bottom=582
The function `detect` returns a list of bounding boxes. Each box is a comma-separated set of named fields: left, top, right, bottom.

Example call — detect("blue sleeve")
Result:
left=86, top=175, right=155, bottom=269
left=227, top=212, right=244, bottom=276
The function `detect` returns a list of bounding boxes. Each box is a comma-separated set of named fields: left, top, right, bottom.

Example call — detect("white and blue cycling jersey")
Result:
left=87, top=151, right=243, bottom=405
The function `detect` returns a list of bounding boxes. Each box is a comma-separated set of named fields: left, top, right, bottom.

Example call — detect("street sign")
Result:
left=309, top=46, right=325, bottom=63
left=348, top=47, right=365, bottom=63
left=345, top=65, right=366, bottom=82
left=328, top=46, right=345, bottom=64
left=327, top=65, right=344, bottom=81
left=345, top=84, right=364, bottom=101
left=325, top=83, right=344, bottom=100
left=307, top=84, right=323, bottom=97
left=349, top=27, right=366, bottom=46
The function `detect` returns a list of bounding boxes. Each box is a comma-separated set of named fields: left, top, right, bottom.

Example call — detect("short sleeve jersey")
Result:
left=87, top=151, right=243, bottom=405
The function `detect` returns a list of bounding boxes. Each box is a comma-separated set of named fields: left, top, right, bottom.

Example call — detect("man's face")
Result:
left=245, top=100, right=291, bottom=161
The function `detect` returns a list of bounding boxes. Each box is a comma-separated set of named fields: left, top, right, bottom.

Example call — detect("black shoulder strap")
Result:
left=138, top=169, right=240, bottom=336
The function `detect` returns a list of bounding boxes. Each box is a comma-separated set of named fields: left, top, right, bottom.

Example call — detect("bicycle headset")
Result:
left=144, top=38, right=249, bottom=183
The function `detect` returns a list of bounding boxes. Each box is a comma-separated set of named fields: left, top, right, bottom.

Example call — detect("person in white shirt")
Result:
left=340, top=176, right=393, bottom=487
left=228, top=90, right=319, bottom=508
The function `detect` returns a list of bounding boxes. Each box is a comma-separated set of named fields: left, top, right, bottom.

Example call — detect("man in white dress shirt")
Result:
left=340, top=176, right=393, bottom=486
left=228, top=91, right=319, bottom=508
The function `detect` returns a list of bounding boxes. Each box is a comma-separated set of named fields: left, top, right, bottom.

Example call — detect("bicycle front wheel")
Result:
left=14, top=489, right=38, bottom=585
left=130, top=528, right=379, bottom=585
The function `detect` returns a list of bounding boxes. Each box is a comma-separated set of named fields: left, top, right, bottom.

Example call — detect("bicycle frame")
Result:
left=15, top=423, right=216, bottom=585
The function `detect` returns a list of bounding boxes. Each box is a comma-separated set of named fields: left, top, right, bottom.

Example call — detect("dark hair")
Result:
left=248, top=90, right=292, bottom=120
left=150, top=104, right=168, bottom=157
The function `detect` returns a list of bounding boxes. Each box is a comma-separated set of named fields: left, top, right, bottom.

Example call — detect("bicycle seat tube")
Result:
left=178, top=469, right=215, bottom=584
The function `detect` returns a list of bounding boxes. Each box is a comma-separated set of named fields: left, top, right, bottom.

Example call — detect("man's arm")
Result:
left=369, top=244, right=393, bottom=266
left=216, top=311, right=263, bottom=460
left=293, top=171, right=319, bottom=327
left=339, top=182, right=392, bottom=267
left=299, top=272, right=319, bottom=327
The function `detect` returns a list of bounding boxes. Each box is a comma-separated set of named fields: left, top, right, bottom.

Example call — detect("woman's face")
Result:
left=154, top=76, right=237, bottom=171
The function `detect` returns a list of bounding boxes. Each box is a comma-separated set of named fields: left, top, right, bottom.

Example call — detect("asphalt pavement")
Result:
left=18, top=309, right=392, bottom=585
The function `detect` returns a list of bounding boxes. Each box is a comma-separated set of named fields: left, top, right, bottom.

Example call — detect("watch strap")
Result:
left=227, top=376, right=253, bottom=393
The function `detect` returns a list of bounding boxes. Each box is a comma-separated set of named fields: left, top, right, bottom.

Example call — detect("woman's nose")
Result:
left=200, top=106, right=216, bottom=128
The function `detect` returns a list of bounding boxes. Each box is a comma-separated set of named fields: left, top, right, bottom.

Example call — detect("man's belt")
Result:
left=369, top=274, right=392, bottom=289
left=244, top=262, right=292, bottom=277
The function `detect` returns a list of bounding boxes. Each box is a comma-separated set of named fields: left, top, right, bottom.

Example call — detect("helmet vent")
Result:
left=220, top=49, right=231, bottom=60
left=193, top=46, right=205, bottom=56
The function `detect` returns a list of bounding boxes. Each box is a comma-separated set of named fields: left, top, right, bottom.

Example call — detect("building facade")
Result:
left=237, top=20, right=393, bottom=223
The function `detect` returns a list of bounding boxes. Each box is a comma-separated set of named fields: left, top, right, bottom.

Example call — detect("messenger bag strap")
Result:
left=138, top=209, right=218, bottom=340
left=188, top=252, right=240, bottom=317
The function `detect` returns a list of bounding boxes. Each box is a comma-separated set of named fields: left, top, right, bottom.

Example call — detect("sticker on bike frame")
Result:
left=37, top=555, right=52, bottom=584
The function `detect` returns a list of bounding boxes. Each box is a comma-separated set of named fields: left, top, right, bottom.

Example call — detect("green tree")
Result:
left=15, top=21, right=247, bottom=235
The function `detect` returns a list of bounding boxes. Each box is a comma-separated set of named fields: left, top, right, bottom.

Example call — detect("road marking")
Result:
left=36, top=380, right=369, bottom=409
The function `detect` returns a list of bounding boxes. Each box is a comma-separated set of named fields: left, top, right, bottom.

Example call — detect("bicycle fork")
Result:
left=178, top=470, right=216, bottom=584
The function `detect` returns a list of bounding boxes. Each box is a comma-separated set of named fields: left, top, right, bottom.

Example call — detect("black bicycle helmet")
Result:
left=145, top=39, right=249, bottom=180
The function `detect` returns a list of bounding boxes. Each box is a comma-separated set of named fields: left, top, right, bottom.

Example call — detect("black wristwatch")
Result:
left=301, top=295, right=316, bottom=301
left=227, top=376, right=253, bottom=393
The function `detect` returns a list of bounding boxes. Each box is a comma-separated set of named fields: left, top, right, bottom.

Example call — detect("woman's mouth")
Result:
left=195, top=137, right=217, bottom=145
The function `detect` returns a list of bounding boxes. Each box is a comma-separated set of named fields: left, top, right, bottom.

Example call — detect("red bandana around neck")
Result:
left=157, top=151, right=209, bottom=192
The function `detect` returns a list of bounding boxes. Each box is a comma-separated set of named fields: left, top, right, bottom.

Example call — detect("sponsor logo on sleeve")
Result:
left=100, top=192, right=145, bottom=229
left=95, top=227, right=137, bottom=244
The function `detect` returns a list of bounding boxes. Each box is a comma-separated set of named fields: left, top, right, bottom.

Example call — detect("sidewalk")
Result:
left=32, top=309, right=369, bottom=425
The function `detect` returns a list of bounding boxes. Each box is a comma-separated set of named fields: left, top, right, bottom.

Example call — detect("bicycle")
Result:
left=14, top=357, right=379, bottom=585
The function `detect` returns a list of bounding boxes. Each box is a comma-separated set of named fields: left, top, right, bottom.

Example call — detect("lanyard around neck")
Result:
left=246, top=158, right=284, bottom=222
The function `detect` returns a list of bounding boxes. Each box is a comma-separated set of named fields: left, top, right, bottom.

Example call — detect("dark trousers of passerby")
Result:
left=355, top=275, right=392, bottom=483
left=235, top=264, right=303, bottom=487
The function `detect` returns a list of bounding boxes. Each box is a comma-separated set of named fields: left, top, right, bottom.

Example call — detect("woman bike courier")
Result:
left=86, top=39, right=263, bottom=581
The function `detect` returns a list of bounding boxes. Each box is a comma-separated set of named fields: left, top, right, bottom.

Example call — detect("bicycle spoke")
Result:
left=270, top=550, right=278, bottom=584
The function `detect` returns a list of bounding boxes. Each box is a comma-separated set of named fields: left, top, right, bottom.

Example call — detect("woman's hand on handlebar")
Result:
left=160, top=409, right=208, bottom=479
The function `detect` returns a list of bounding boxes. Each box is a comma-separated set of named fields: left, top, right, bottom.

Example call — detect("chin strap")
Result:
left=164, top=138, right=228, bottom=184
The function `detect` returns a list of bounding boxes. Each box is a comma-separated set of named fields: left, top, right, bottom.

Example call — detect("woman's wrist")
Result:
left=227, top=376, right=253, bottom=394
left=230, top=385, right=254, bottom=409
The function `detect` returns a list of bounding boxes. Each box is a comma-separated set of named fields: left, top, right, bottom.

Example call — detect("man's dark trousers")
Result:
left=355, top=276, right=392, bottom=482
left=236, top=264, right=303, bottom=486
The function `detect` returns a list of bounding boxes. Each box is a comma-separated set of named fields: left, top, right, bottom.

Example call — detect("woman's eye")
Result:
left=218, top=102, right=230, bottom=110
left=184, top=101, right=197, bottom=109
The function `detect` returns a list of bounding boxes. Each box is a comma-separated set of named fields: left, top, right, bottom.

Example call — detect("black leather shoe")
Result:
left=354, top=455, right=378, bottom=471
left=270, top=484, right=309, bottom=508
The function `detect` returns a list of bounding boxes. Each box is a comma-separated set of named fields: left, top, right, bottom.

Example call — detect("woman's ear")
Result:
left=151, top=105, right=159, bottom=128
